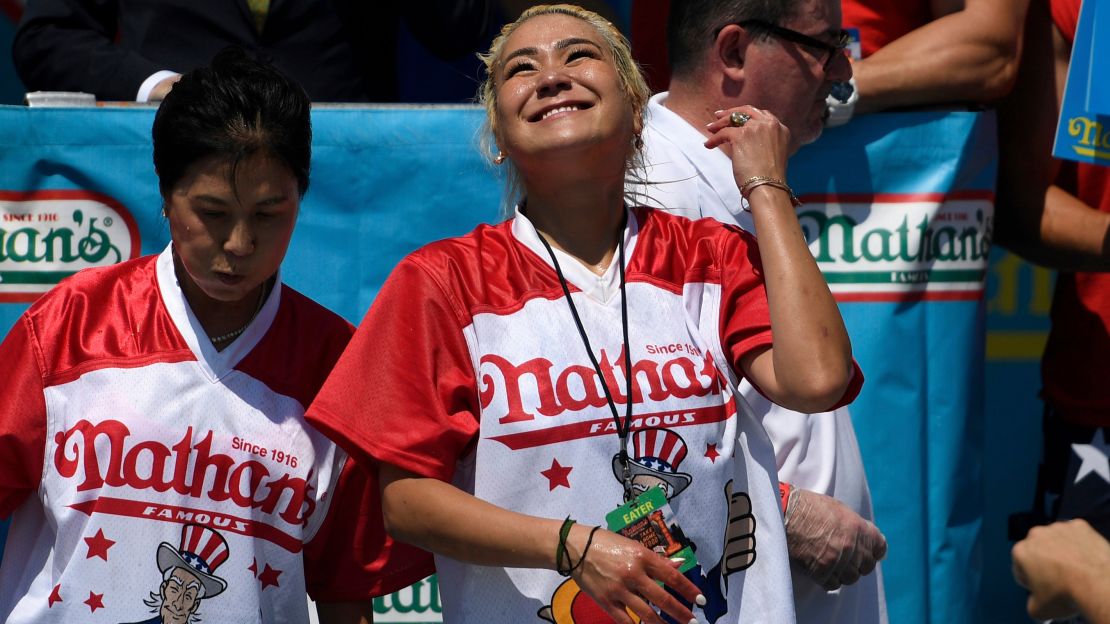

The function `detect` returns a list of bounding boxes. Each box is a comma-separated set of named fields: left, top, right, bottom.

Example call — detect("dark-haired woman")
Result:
left=308, top=5, right=860, bottom=623
left=0, top=48, right=430, bottom=624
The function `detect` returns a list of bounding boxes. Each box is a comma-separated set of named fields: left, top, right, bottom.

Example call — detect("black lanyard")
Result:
left=535, top=213, right=636, bottom=502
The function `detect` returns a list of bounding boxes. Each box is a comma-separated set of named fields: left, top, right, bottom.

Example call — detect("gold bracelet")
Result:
left=740, top=177, right=801, bottom=208
left=739, top=175, right=781, bottom=192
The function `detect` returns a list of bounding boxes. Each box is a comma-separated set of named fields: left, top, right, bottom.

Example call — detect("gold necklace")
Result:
left=210, top=281, right=268, bottom=345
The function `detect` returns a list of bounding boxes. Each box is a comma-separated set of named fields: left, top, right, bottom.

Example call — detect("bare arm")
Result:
left=993, top=0, right=1110, bottom=270
left=378, top=464, right=702, bottom=624
left=852, top=0, right=1029, bottom=114
left=704, top=109, right=854, bottom=413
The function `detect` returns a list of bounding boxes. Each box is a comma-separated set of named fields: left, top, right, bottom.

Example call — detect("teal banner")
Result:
left=792, top=112, right=995, bottom=624
left=0, top=106, right=1041, bottom=624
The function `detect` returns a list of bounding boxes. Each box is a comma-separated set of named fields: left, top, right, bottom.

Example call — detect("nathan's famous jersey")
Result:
left=0, top=247, right=433, bottom=624
left=309, top=207, right=863, bottom=624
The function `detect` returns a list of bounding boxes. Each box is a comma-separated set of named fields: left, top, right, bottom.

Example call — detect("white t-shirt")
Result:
left=309, top=207, right=863, bottom=623
left=0, top=246, right=432, bottom=623
left=631, top=91, right=887, bottom=624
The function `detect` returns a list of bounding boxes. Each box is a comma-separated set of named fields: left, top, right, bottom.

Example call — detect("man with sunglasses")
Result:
left=628, top=1, right=887, bottom=623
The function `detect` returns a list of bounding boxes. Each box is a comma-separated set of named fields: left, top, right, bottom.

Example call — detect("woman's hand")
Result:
left=381, top=466, right=705, bottom=624
left=569, top=526, right=703, bottom=624
left=703, top=107, right=793, bottom=193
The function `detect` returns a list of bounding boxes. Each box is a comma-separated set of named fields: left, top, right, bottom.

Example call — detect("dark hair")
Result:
left=152, top=47, right=312, bottom=199
left=667, top=0, right=803, bottom=76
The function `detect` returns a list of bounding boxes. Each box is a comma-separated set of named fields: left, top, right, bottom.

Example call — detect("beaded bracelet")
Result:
left=739, top=176, right=802, bottom=208
left=555, top=516, right=576, bottom=575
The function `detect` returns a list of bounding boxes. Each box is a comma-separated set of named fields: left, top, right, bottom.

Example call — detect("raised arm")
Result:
left=704, top=107, right=855, bottom=413
left=852, top=0, right=1029, bottom=114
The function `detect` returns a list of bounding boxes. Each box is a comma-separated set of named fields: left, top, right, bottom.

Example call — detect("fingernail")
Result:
left=669, top=556, right=685, bottom=563
left=695, top=594, right=707, bottom=606
left=688, top=619, right=699, bottom=624
left=713, top=110, right=724, bottom=116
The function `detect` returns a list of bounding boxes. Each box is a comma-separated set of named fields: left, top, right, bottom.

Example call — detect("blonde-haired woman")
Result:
left=309, top=5, right=860, bottom=623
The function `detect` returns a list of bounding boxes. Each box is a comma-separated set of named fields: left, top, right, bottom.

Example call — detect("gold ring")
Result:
left=729, top=112, right=751, bottom=127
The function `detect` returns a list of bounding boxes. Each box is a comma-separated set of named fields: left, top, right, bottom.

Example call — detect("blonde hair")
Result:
left=477, top=4, right=651, bottom=212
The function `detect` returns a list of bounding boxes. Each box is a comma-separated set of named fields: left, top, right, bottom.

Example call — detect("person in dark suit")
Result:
left=11, top=0, right=490, bottom=102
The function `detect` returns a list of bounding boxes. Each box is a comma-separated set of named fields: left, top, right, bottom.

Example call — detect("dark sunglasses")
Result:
left=729, top=20, right=851, bottom=70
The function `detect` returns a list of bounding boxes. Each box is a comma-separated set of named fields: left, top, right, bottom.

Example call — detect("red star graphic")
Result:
left=84, top=528, right=116, bottom=561
left=248, top=558, right=259, bottom=577
left=541, top=458, right=572, bottom=490
left=705, top=443, right=720, bottom=463
left=258, top=563, right=283, bottom=590
left=84, top=591, right=104, bottom=612
left=48, top=584, right=62, bottom=608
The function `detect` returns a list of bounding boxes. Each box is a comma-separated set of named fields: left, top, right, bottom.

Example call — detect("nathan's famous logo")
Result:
left=1066, top=116, right=1110, bottom=161
left=0, top=190, right=140, bottom=301
left=480, top=347, right=721, bottom=426
left=372, top=576, right=442, bottom=623
left=54, top=420, right=316, bottom=527
left=797, top=192, right=993, bottom=301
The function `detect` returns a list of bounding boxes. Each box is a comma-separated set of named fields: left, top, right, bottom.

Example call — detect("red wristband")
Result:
left=779, top=482, right=792, bottom=515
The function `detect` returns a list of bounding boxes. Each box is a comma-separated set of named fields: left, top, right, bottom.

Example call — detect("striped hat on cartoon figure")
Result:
left=612, top=427, right=693, bottom=500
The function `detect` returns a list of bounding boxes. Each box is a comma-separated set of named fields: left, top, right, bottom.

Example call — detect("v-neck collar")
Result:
left=511, top=205, right=640, bottom=305
left=646, top=92, right=754, bottom=227
left=155, top=244, right=281, bottom=382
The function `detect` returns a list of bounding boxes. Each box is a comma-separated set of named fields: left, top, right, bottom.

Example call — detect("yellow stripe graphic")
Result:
left=986, top=331, right=1048, bottom=361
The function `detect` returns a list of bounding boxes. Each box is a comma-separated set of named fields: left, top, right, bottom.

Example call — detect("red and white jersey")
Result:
left=309, top=207, right=863, bottom=623
left=0, top=246, right=432, bottom=624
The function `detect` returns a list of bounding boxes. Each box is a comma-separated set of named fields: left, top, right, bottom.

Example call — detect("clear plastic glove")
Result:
left=784, top=487, right=888, bottom=590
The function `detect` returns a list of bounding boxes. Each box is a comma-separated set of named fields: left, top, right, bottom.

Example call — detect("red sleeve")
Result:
left=303, top=457, right=435, bottom=600
left=1050, top=0, right=1080, bottom=42
left=827, top=365, right=864, bottom=410
left=717, top=226, right=775, bottom=374
left=717, top=226, right=864, bottom=409
left=0, top=315, right=48, bottom=519
left=306, top=255, right=480, bottom=482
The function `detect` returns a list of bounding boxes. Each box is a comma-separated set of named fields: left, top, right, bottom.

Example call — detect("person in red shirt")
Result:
left=996, top=0, right=1110, bottom=554
left=0, top=47, right=431, bottom=624
left=307, top=4, right=862, bottom=622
